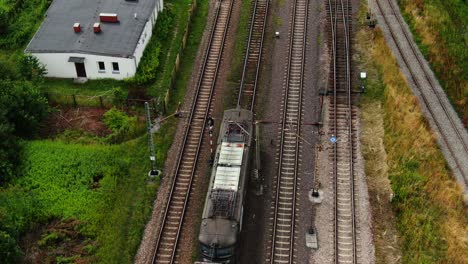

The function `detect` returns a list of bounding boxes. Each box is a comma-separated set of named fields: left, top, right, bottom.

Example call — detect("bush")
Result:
left=56, top=255, right=79, bottom=264
left=0, top=0, right=51, bottom=49
left=0, top=56, right=20, bottom=80
left=153, top=6, right=175, bottom=42
left=0, top=185, right=44, bottom=262
left=112, top=87, right=128, bottom=106
left=0, top=80, right=48, bottom=183
left=0, top=230, right=21, bottom=262
left=102, top=108, right=139, bottom=143
left=38, top=232, right=62, bottom=247
left=128, top=7, right=175, bottom=85
left=20, top=54, right=47, bottom=82
left=0, top=80, right=49, bottom=137
left=0, top=122, right=20, bottom=183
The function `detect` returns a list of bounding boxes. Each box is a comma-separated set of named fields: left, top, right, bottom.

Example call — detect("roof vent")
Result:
left=99, top=13, right=118, bottom=23
left=93, top=23, right=101, bottom=33
left=73, top=23, right=81, bottom=33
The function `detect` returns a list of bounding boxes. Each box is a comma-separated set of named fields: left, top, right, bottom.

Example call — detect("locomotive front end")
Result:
left=199, top=218, right=238, bottom=262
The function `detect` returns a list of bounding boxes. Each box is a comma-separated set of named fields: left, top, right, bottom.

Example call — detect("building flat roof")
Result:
left=25, top=0, right=160, bottom=57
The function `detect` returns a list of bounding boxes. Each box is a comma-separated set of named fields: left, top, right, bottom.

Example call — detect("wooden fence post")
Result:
left=152, top=98, right=158, bottom=115
left=73, top=94, right=77, bottom=107
left=164, top=89, right=170, bottom=115
left=99, top=96, right=104, bottom=108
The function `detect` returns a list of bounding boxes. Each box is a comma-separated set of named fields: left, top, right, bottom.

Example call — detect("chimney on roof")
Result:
left=99, top=13, right=118, bottom=23
left=93, top=23, right=101, bottom=33
left=73, top=23, right=81, bottom=33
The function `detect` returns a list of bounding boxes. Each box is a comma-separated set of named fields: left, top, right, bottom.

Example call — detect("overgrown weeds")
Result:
left=0, top=0, right=211, bottom=262
left=356, top=5, right=467, bottom=263
left=0, top=133, right=164, bottom=262
left=398, top=0, right=467, bottom=124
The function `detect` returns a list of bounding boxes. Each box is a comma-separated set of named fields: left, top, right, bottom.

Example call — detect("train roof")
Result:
left=213, top=142, right=245, bottom=191
left=199, top=109, right=254, bottom=251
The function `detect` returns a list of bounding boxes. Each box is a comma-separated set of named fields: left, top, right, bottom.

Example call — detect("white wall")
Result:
left=31, top=0, right=164, bottom=80
left=133, top=14, right=154, bottom=66
left=133, top=0, right=164, bottom=66
left=32, top=52, right=136, bottom=80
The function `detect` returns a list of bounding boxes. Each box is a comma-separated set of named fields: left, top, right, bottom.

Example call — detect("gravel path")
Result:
left=371, top=0, right=468, bottom=203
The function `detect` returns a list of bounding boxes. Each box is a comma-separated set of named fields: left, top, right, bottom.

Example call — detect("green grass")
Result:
left=355, top=3, right=468, bottom=262
left=0, top=123, right=182, bottom=262
left=42, top=78, right=121, bottom=96
left=41, top=78, right=121, bottom=107
left=398, top=0, right=467, bottom=122
left=0, top=0, right=211, bottom=261
left=0, top=0, right=11, bottom=11
left=0, top=0, right=50, bottom=50
left=228, top=0, right=252, bottom=83
left=222, top=0, right=253, bottom=109
left=167, top=0, right=209, bottom=112
left=148, top=0, right=194, bottom=98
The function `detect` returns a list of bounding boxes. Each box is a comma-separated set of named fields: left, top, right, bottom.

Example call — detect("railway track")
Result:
left=329, top=99, right=358, bottom=264
left=151, top=0, right=234, bottom=262
left=327, top=0, right=358, bottom=263
left=375, top=0, right=468, bottom=186
left=237, top=0, right=269, bottom=110
left=268, top=0, right=309, bottom=262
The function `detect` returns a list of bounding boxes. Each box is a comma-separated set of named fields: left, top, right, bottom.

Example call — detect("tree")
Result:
left=0, top=80, right=48, bottom=183
left=0, top=230, right=21, bottom=263
left=0, top=12, right=8, bottom=35
left=0, top=57, right=19, bottom=80
left=19, top=54, right=47, bottom=82
left=103, top=108, right=138, bottom=143
left=0, top=80, right=48, bottom=137
left=0, top=117, right=19, bottom=184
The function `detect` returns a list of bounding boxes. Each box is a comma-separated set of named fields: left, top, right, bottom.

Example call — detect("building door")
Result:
left=75, top=63, right=87, bottom=77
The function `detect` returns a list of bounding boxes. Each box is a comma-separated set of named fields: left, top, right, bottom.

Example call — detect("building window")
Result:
left=112, top=62, right=120, bottom=73
left=98, top=61, right=105, bottom=72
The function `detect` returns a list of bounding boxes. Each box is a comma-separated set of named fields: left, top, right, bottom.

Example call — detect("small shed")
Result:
left=25, top=0, right=164, bottom=80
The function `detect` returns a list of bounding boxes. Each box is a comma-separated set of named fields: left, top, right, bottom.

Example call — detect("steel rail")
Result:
left=329, top=0, right=357, bottom=262
left=375, top=0, right=468, bottom=183
left=386, top=0, right=468, bottom=156
left=269, top=0, right=308, bottom=261
left=343, top=0, right=357, bottom=262
left=328, top=0, right=339, bottom=259
left=237, top=0, right=269, bottom=111
left=151, top=1, right=234, bottom=262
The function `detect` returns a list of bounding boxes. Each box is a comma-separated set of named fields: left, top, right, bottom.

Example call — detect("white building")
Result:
left=25, top=0, right=163, bottom=80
